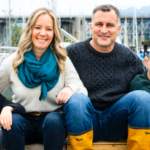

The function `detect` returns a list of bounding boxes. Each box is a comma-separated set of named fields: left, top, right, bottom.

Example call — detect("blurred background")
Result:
left=0, top=0, right=150, bottom=99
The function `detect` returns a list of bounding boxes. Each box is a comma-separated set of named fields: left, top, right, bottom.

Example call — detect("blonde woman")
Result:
left=0, top=8, right=87, bottom=150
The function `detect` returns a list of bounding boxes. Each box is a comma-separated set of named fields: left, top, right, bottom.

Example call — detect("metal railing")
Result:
left=61, top=28, right=79, bottom=43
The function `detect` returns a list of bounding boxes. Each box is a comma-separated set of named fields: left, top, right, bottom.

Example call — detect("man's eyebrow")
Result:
left=107, top=23, right=115, bottom=25
left=94, top=21, right=103, bottom=24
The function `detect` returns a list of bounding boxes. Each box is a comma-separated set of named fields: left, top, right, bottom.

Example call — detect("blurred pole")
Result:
left=134, top=0, right=138, bottom=54
left=78, top=6, right=81, bottom=41
left=9, top=0, right=11, bottom=46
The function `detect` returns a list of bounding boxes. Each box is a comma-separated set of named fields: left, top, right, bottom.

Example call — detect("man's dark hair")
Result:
left=92, top=4, right=120, bottom=23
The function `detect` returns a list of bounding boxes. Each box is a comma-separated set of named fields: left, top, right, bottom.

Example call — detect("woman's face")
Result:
left=32, top=14, right=54, bottom=53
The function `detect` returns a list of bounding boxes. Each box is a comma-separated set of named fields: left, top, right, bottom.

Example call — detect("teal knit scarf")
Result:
left=17, top=47, right=60, bottom=101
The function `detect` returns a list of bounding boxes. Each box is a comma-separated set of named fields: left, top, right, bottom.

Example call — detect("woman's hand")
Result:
left=56, top=86, right=74, bottom=104
left=0, top=106, right=14, bottom=130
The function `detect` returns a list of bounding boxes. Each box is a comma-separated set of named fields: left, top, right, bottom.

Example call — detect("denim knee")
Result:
left=43, top=112, right=66, bottom=131
left=43, top=113, right=66, bottom=150
left=128, top=90, right=150, bottom=127
left=63, top=93, right=94, bottom=133
left=128, top=90, right=150, bottom=111
left=63, top=93, right=94, bottom=115
left=2, top=113, right=25, bottom=149
left=6, top=113, right=24, bottom=132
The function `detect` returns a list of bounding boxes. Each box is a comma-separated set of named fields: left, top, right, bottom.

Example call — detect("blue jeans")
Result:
left=63, top=91, right=150, bottom=142
left=2, top=112, right=66, bottom=150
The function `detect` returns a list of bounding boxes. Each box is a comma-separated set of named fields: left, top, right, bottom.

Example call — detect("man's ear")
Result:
left=117, top=25, right=121, bottom=36
left=90, top=22, right=93, bottom=34
left=145, top=57, right=148, bottom=68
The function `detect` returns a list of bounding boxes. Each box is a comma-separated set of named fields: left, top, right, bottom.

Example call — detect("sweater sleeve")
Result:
left=0, top=57, right=11, bottom=93
left=64, top=57, right=88, bottom=96
left=130, top=75, right=140, bottom=91
left=0, top=55, right=26, bottom=116
left=0, top=94, right=26, bottom=116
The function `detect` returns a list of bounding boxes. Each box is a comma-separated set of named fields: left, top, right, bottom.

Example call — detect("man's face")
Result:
left=90, top=10, right=121, bottom=51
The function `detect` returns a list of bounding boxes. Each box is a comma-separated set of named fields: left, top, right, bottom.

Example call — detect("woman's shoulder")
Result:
left=65, top=56, right=72, bottom=64
left=1, top=52, right=17, bottom=72
left=2, top=52, right=17, bottom=64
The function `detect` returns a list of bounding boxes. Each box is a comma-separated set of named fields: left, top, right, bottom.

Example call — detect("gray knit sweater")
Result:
left=67, top=38, right=144, bottom=110
left=0, top=53, right=87, bottom=112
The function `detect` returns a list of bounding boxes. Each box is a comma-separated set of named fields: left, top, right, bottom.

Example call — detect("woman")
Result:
left=0, top=8, right=87, bottom=150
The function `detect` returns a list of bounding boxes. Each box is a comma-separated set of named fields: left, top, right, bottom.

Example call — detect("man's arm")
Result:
left=0, top=94, right=25, bottom=116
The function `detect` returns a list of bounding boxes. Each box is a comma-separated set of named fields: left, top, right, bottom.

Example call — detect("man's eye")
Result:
left=97, top=24, right=102, bottom=26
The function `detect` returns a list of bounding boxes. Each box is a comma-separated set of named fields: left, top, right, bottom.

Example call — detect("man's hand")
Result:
left=56, top=86, right=74, bottom=104
left=0, top=106, right=14, bottom=130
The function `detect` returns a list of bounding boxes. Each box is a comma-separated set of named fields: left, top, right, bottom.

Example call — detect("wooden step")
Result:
left=25, top=144, right=67, bottom=150
left=66, top=140, right=127, bottom=150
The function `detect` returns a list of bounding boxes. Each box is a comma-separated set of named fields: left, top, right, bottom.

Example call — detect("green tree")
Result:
left=11, top=23, right=22, bottom=47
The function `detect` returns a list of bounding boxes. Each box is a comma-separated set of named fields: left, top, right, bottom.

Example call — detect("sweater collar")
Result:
left=85, top=38, right=117, bottom=57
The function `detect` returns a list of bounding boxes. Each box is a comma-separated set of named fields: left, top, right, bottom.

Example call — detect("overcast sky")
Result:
left=0, top=0, right=150, bottom=17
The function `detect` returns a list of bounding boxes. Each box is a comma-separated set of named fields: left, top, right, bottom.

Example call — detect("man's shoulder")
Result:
left=66, top=39, right=88, bottom=52
left=115, top=42, right=140, bottom=59
left=115, top=42, right=132, bottom=52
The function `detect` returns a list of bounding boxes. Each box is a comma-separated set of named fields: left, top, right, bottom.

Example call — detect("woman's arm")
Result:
left=0, top=55, right=26, bottom=115
left=64, top=57, right=88, bottom=95
left=56, top=57, right=88, bottom=104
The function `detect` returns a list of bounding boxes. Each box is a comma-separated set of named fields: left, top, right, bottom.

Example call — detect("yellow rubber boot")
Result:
left=127, top=126, right=150, bottom=150
left=68, top=129, right=94, bottom=150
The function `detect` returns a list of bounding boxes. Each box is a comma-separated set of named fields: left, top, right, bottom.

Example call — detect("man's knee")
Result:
left=127, top=90, right=150, bottom=127
left=63, top=93, right=93, bottom=114
left=128, top=90, right=150, bottom=109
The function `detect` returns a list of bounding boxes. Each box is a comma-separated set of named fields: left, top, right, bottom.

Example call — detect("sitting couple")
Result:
left=0, top=4, right=150, bottom=150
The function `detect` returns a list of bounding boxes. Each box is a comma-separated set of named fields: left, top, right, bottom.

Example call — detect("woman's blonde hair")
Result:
left=13, top=7, right=67, bottom=74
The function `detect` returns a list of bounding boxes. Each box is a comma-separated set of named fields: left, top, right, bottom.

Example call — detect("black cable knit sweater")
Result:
left=67, top=38, right=144, bottom=110
left=0, top=94, right=25, bottom=115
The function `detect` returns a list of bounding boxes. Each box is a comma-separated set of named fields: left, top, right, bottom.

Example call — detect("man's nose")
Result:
left=101, top=25, right=108, bottom=33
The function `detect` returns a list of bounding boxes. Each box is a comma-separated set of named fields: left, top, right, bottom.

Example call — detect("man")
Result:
left=63, top=4, right=150, bottom=150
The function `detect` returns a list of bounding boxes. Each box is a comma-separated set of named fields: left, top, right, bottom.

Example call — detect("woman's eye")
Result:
left=35, top=27, right=40, bottom=29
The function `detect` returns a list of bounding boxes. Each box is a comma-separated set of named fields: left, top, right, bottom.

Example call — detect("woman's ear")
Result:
left=145, top=57, right=148, bottom=68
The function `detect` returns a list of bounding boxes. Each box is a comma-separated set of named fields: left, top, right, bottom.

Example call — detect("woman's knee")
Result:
left=43, top=112, right=66, bottom=129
